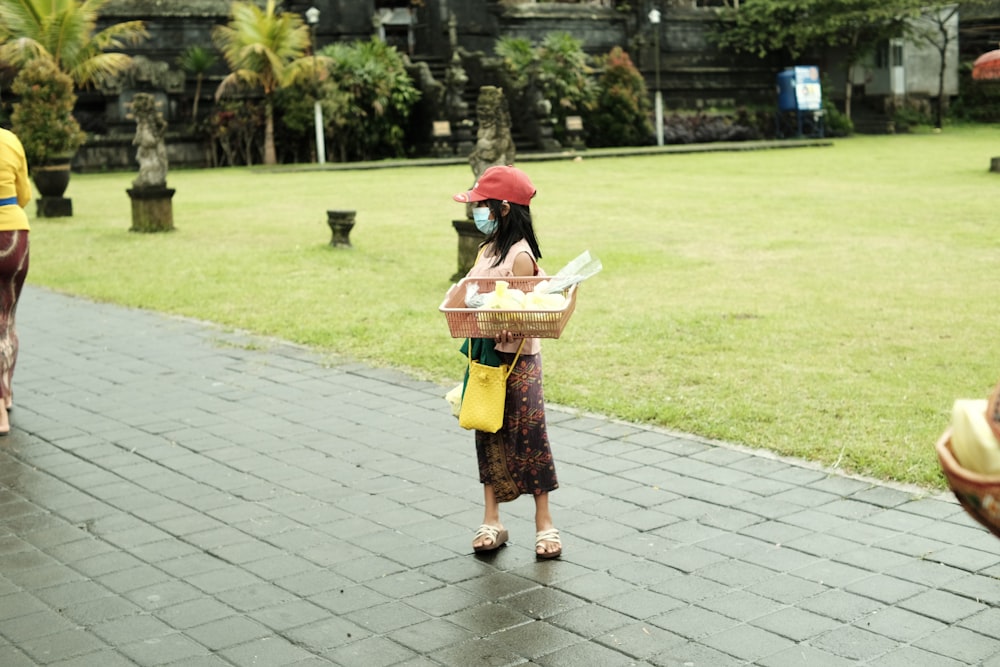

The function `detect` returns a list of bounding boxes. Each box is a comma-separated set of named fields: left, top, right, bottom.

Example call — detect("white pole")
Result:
left=314, top=100, right=326, bottom=165
left=649, top=8, right=663, bottom=147
left=655, top=91, right=663, bottom=147
left=306, top=7, right=326, bottom=165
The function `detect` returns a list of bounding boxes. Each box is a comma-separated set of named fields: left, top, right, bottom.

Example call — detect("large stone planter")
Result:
left=32, top=162, right=73, bottom=218
left=128, top=186, right=175, bottom=232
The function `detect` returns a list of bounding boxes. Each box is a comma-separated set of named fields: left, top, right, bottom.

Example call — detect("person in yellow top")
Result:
left=0, top=128, right=32, bottom=435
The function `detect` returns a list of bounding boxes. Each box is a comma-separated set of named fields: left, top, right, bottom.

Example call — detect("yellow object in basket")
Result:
left=482, top=280, right=525, bottom=310
left=523, top=290, right=566, bottom=310
left=951, top=399, right=1000, bottom=475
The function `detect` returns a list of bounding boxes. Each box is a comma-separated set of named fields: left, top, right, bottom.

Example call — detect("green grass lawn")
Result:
left=26, top=124, right=1000, bottom=489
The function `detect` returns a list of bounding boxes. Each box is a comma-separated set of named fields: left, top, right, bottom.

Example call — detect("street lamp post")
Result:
left=648, top=7, right=663, bottom=147
left=305, top=6, right=326, bottom=164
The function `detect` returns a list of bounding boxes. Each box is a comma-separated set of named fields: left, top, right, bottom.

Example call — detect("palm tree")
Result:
left=177, top=45, right=218, bottom=123
left=0, top=0, right=148, bottom=89
left=212, top=0, right=315, bottom=165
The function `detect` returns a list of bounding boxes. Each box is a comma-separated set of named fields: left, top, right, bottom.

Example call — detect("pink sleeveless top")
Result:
left=467, top=239, right=544, bottom=355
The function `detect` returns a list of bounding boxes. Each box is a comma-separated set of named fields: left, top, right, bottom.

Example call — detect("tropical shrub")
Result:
left=320, top=38, right=420, bottom=162
left=585, top=47, right=653, bottom=147
left=208, top=100, right=264, bottom=167
left=496, top=32, right=597, bottom=143
left=10, top=58, right=86, bottom=166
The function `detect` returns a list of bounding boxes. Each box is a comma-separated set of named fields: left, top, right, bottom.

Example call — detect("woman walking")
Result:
left=0, top=127, right=32, bottom=435
left=453, top=165, right=561, bottom=559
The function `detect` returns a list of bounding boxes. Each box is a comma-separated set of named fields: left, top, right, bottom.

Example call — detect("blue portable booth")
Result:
left=775, top=66, right=824, bottom=138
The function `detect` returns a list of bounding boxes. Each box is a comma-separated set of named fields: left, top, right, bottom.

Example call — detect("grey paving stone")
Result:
left=701, top=622, right=796, bottom=662
left=864, top=645, right=967, bottom=667
left=17, top=629, right=110, bottom=665
left=798, top=589, right=885, bottom=623
left=491, top=619, right=581, bottom=660
left=548, top=604, right=633, bottom=639
left=653, top=544, right=729, bottom=574
left=324, top=635, right=417, bottom=667
left=502, top=587, right=587, bottom=621
left=751, top=606, right=841, bottom=642
left=445, top=601, right=531, bottom=635
left=60, top=596, right=143, bottom=626
left=595, top=622, right=685, bottom=660
left=648, top=639, right=745, bottom=667
left=599, top=589, right=686, bottom=620
left=607, top=560, right=681, bottom=587
left=0, top=609, right=77, bottom=643
left=245, top=600, right=333, bottom=633
left=651, top=574, right=731, bottom=604
left=755, top=643, right=858, bottom=666
left=217, top=581, right=299, bottom=613
left=697, top=589, right=785, bottom=622
left=855, top=605, right=946, bottom=643
left=648, top=605, right=739, bottom=640
left=696, top=558, right=776, bottom=588
left=899, top=588, right=988, bottom=624
left=959, top=607, right=1000, bottom=640
left=914, top=625, right=1000, bottom=665
left=46, top=651, right=140, bottom=667
left=154, top=598, right=238, bottom=631
left=218, top=635, right=317, bottom=667
left=810, top=624, right=901, bottom=661
left=790, top=558, right=873, bottom=588
left=428, top=636, right=525, bottom=667
left=185, top=615, right=272, bottom=651
left=388, top=617, right=474, bottom=654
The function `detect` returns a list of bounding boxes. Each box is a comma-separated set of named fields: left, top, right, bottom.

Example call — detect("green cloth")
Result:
left=459, top=338, right=501, bottom=399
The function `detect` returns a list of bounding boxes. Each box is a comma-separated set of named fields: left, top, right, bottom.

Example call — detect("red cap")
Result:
left=453, top=165, right=536, bottom=206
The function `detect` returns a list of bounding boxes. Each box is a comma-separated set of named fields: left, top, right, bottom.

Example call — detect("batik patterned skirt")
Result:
left=475, top=351, right=558, bottom=503
left=0, top=231, right=28, bottom=403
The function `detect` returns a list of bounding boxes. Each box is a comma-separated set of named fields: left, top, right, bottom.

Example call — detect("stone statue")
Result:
left=130, top=93, right=168, bottom=189
left=444, top=52, right=469, bottom=124
left=468, top=86, right=515, bottom=180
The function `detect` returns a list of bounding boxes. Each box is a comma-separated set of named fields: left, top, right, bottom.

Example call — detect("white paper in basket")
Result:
left=540, top=251, right=602, bottom=294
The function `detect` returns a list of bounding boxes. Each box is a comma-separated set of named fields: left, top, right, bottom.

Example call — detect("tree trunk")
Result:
left=844, top=62, right=854, bottom=121
left=192, top=74, right=203, bottom=122
left=264, top=99, right=276, bottom=165
left=936, top=48, right=946, bottom=129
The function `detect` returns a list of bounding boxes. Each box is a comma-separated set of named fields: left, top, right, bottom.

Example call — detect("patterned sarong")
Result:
left=0, top=231, right=29, bottom=403
left=475, top=351, right=558, bottom=502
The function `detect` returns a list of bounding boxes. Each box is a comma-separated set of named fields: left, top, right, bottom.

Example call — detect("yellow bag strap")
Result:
left=468, top=338, right=527, bottom=381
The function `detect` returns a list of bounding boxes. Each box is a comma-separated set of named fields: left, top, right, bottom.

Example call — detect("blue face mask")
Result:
left=472, top=207, right=497, bottom=235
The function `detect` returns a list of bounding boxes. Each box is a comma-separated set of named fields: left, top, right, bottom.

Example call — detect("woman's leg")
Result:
left=534, top=492, right=560, bottom=556
left=473, top=484, right=504, bottom=549
left=0, top=231, right=27, bottom=416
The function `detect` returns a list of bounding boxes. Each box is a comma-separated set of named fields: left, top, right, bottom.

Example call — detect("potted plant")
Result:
left=10, top=58, right=86, bottom=209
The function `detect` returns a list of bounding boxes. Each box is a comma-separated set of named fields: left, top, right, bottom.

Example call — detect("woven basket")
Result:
left=439, top=276, right=578, bottom=339
left=936, top=429, right=1000, bottom=539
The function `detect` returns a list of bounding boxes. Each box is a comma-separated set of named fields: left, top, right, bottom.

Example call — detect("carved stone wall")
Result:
left=70, top=1, right=778, bottom=169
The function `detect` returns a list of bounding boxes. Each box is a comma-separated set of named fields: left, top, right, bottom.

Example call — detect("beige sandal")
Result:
left=535, top=528, right=562, bottom=560
left=473, top=524, right=508, bottom=552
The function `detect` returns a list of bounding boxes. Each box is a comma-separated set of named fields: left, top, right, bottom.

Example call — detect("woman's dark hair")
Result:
left=481, top=199, right=542, bottom=267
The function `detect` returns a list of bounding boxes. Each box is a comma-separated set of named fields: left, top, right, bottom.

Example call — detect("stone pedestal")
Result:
left=37, top=197, right=73, bottom=218
left=327, top=210, right=356, bottom=247
left=128, top=187, right=175, bottom=232
left=452, top=219, right=486, bottom=281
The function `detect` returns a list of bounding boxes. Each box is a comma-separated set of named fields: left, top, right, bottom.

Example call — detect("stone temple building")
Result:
left=31, top=0, right=997, bottom=169
left=59, top=0, right=774, bottom=170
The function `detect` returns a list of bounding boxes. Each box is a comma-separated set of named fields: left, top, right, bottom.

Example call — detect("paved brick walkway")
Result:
left=1, top=286, right=998, bottom=666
